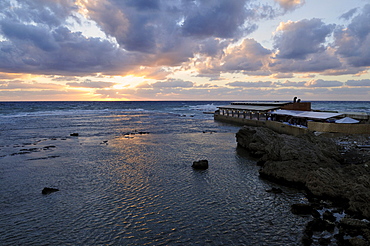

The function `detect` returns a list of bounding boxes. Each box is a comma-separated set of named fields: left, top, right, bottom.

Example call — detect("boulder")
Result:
left=192, top=160, right=209, bottom=170
left=42, top=187, right=59, bottom=195
left=339, top=218, right=369, bottom=236
left=291, top=203, right=313, bottom=215
left=323, top=210, right=336, bottom=223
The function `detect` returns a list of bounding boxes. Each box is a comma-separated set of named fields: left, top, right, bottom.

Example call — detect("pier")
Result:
left=214, top=101, right=370, bottom=135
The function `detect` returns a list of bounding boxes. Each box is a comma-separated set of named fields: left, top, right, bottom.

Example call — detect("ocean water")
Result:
left=310, top=101, right=370, bottom=113
left=0, top=101, right=367, bottom=245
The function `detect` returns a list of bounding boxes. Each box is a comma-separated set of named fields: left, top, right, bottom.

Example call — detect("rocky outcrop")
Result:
left=236, top=126, right=370, bottom=218
left=236, top=126, right=341, bottom=186
left=192, top=160, right=209, bottom=170
left=42, top=187, right=59, bottom=195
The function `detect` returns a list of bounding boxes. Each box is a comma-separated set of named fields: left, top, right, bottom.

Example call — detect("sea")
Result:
left=0, top=101, right=369, bottom=245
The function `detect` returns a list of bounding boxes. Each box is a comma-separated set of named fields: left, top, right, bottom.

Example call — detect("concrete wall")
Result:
left=308, top=121, right=370, bottom=134
left=214, top=114, right=309, bottom=136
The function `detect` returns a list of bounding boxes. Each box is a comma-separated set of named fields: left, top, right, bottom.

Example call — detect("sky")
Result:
left=0, top=0, right=370, bottom=101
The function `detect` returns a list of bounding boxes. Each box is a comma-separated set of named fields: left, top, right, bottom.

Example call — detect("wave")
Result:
left=188, top=103, right=219, bottom=112
left=0, top=108, right=147, bottom=118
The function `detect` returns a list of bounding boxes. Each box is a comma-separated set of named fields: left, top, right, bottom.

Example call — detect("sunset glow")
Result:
left=0, top=0, right=369, bottom=101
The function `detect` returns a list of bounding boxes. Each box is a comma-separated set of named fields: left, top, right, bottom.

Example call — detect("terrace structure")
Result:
left=214, top=101, right=370, bottom=135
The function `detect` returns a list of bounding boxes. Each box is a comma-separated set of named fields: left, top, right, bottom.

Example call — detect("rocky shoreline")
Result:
left=236, top=126, right=370, bottom=245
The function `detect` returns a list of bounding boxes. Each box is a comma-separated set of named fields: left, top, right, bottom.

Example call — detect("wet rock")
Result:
left=346, top=237, right=368, bottom=246
left=323, top=210, right=336, bottom=223
left=301, top=232, right=313, bottom=246
left=306, top=218, right=328, bottom=232
left=339, top=218, right=369, bottom=237
left=70, top=133, right=79, bottom=136
left=265, top=187, right=283, bottom=194
left=236, top=126, right=341, bottom=186
left=318, top=237, right=331, bottom=245
left=256, top=159, right=265, bottom=166
left=291, top=203, right=313, bottom=215
left=192, top=160, right=208, bottom=170
left=311, top=209, right=321, bottom=219
left=42, top=187, right=59, bottom=195
left=236, top=126, right=370, bottom=220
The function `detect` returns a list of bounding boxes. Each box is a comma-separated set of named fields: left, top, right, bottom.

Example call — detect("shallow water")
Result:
left=0, top=101, right=316, bottom=245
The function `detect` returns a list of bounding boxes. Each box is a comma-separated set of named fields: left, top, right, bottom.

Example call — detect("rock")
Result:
left=339, top=218, right=369, bottom=234
left=311, top=209, right=321, bottom=218
left=70, top=133, right=79, bottom=136
left=42, top=187, right=59, bottom=195
left=192, top=160, right=208, bottom=170
left=301, top=232, right=313, bottom=246
left=306, top=218, right=329, bottom=232
left=236, top=126, right=341, bottom=187
left=318, top=237, right=331, bottom=245
left=256, top=160, right=265, bottom=166
left=265, top=187, right=283, bottom=194
left=323, top=210, right=336, bottom=223
left=236, top=126, right=370, bottom=220
left=291, top=203, right=313, bottom=215
left=346, top=237, right=368, bottom=246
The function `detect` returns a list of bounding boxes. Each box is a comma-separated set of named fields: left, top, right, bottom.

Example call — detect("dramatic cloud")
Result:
left=195, top=38, right=272, bottom=76
left=339, top=8, right=358, bottom=20
left=276, top=80, right=306, bottom=87
left=51, top=76, right=80, bottom=81
left=0, top=0, right=369, bottom=101
left=274, top=0, right=305, bottom=12
left=335, top=4, right=370, bottom=67
left=181, top=0, right=253, bottom=38
left=151, top=79, right=194, bottom=88
left=346, top=79, right=370, bottom=87
left=221, top=39, right=272, bottom=71
left=0, top=80, right=64, bottom=90
left=67, top=81, right=117, bottom=88
left=269, top=48, right=342, bottom=73
left=226, top=81, right=275, bottom=87
left=273, top=19, right=335, bottom=59
left=305, top=79, right=343, bottom=87
left=0, top=73, right=20, bottom=80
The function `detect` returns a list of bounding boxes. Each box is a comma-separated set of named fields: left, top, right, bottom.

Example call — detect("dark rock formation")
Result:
left=236, top=126, right=370, bottom=219
left=323, top=210, right=336, bottom=223
left=236, top=126, right=370, bottom=245
left=265, top=187, right=283, bottom=194
left=192, top=160, right=209, bottom=170
left=339, top=218, right=370, bottom=237
left=42, top=187, right=59, bottom=195
left=70, top=133, right=79, bottom=136
left=291, top=203, right=314, bottom=215
left=236, top=126, right=341, bottom=186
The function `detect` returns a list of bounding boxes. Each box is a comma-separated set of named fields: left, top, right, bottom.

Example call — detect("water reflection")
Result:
left=0, top=130, right=309, bottom=245
left=101, top=132, right=309, bottom=245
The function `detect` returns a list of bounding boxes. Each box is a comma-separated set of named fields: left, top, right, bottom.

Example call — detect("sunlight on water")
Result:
left=0, top=101, right=328, bottom=245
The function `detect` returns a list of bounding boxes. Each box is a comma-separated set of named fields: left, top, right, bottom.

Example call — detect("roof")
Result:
left=231, top=101, right=291, bottom=106
left=218, top=105, right=281, bottom=112
left=271, top=110, right=343, bottom=120
left=335, top=117, right=359, bottom=124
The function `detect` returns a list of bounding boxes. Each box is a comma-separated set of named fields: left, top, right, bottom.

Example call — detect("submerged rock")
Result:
left=192, top=160, right=209, bottom=170
left=42, top=187, right=59, bottom=195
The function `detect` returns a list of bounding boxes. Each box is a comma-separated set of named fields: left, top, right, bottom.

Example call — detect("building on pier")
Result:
left=214, top=101, right=370, bottom=135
